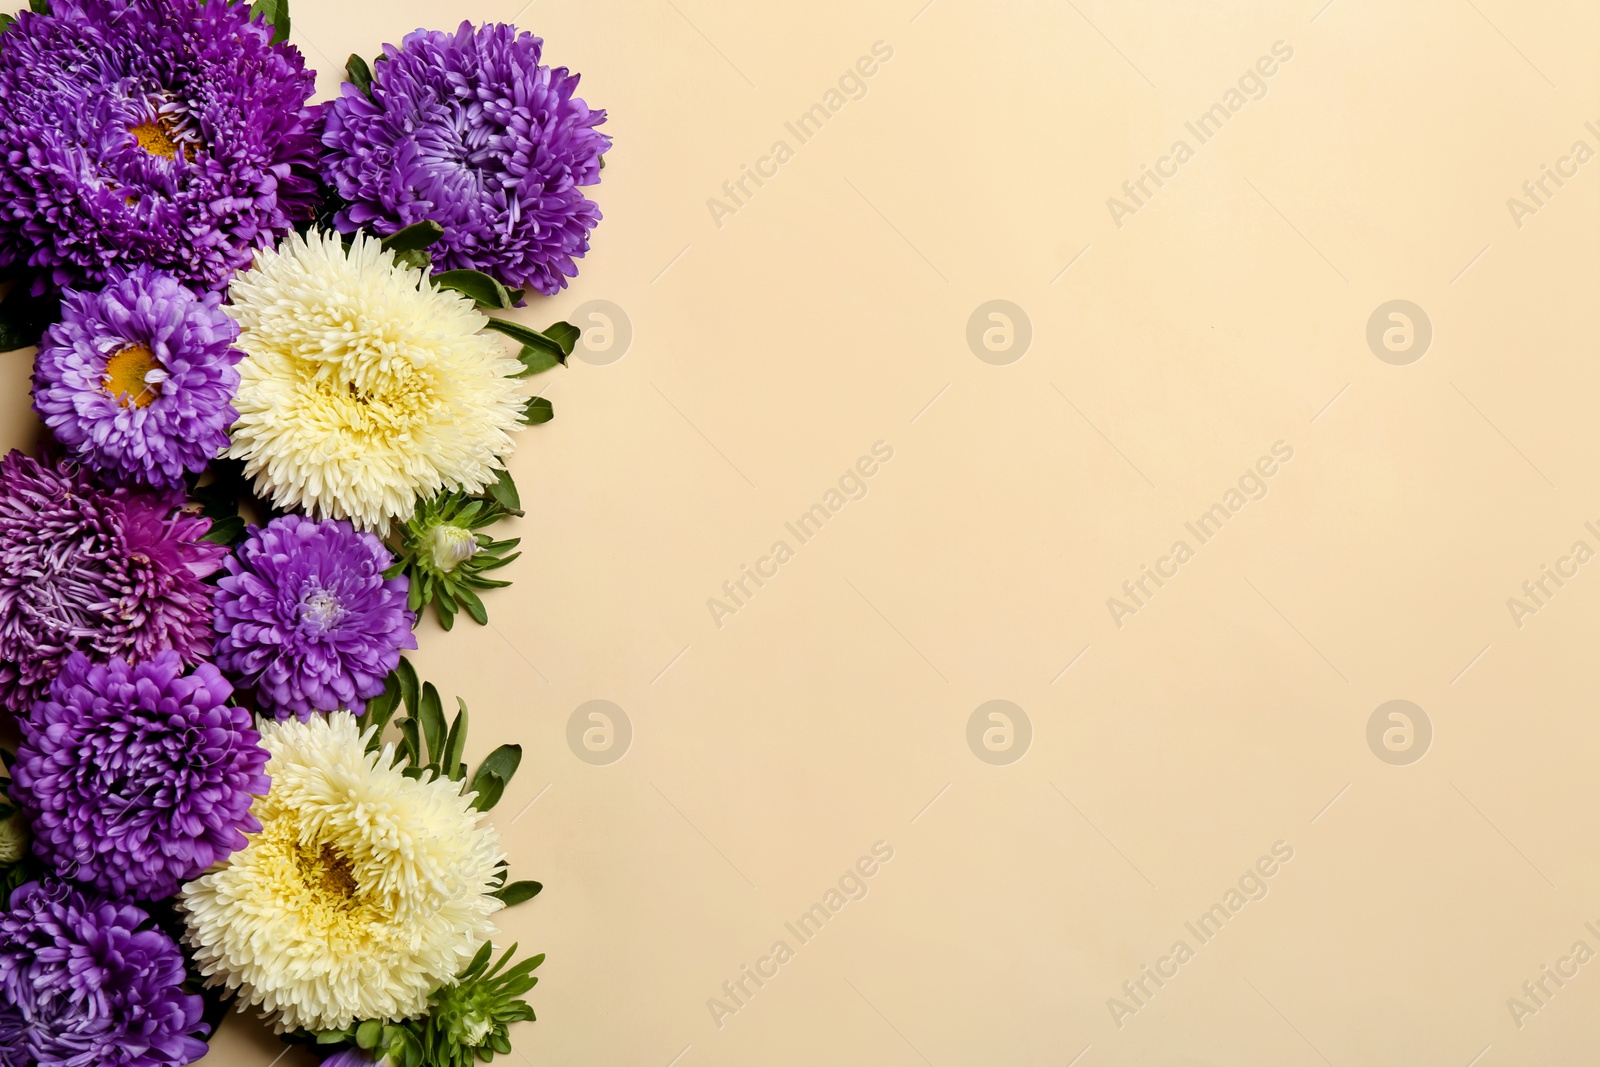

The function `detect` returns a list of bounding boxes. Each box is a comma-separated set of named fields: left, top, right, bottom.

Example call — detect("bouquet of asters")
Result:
left=0, top=1, right=610, bottom=1064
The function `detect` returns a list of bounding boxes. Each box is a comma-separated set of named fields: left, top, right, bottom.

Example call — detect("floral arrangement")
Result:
left=0, top=0, right=609, bottom=1064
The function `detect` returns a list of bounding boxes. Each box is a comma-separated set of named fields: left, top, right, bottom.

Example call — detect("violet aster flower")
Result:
left=322, top=21, right=610, bottom=297
left=33, top=267, right=244, bottom=489
left=0, top=0, right=321, bottom=293
left=0, top=451, right=224, bottom=717
left=0, top=879, right=208, bottom=1067
left=10, top=652, right=269, bottom=900
left=215, top=515, right=417, bottom=719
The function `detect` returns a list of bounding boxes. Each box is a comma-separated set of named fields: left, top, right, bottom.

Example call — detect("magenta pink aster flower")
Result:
left=214, top=515, right=416, bottom=719
left=0, top=880, right=208, bottom=1067
left=10, top=652, right=270, bottom=901
left=0, top=451, right=224, bottom=717
left=0, top=0, right=321, bottom=293
left=33, top=267, right=243, bottom=489
left=322, top=21, right=610, bottom=296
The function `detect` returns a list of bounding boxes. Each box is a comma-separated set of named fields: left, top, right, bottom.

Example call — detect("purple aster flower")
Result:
left=10, top=652, right=269, bottom=900
left=33, top=267, right=243, bottom=489
left=0, top=0, right=321, bottom=293
left=215, top=515, right=417, bottom=719
left=322, top=21, right=610, bottom=297
left=0, top=450, right=224, bottom=717
left=0, top=879, right=208, bottom=1067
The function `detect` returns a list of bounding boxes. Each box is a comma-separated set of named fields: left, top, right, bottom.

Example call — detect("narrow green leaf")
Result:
left=442, top=698, right=468, bottom=781
left=434, top=269, right=514, bottom=309
left=398, top=718, right=421, bottom=768
left=345, top=53, right=373, bottom=96
left=459, top=941, right=495, bottom=982
left=522, top=396, right=554, bottom=426
left=484, top=318, right=566, bottom=364
left=437, top=598, right=456, bottom=631
left=513, top=345, right=561, bottom=379
left=396, top=658, right=419, bottom=716
left=0, top=14, right=16, bottom=33
left=454, top=585, right=489, bottom=626
left=491, top=881, right=543, bottom=907
left=380, top=220, right=444, bottom=253
left=27, top=0, right=47, bottom=13
left=418, top=683, right=445, bottom=765
left=484, top=467, right=522, bottom=516
left=468, top=771, right=505, bottom=812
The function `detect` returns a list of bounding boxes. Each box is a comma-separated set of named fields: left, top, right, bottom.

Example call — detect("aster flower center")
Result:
left=130, top=118, right=182, bottom=159
left=102, top=344, right=164, bottom=408
left=298, top=588, right=346, bottom=633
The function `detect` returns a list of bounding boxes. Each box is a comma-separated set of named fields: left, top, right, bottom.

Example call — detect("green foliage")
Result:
left=433, top=269, right=520, bottom=310
left=522, top=396, right=553, bottom=426
left=387, top=492, right=522, bottom=629
left=359, top=660, right=523, bottom=812
left=247, top=0, right=288, bottom=43
left=483, top=318, right=577, bottom=367
left=345, top=53, right=374, bottom=97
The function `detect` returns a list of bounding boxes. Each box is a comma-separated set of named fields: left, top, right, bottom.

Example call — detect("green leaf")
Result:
left=27, top=0, right=47, bottom=13
left=484, top=318, right=566, bottom=364
left=442, top=698, right=468, bottom=781
left=396, top=658, right=419, bottom=717
left=418, top=683, right=446, bottom=766
left=0, top=14, right=15, bottom=33
left=248, top=0, right=288, bottom=43
left=199, top=515, right=246, bottom=546
left=484, top=467, right=522, bottom=517
left=398, top=718, right=421, bottom=768
left=453, top=585, right=488, bottom=626
left=514, top=345, right=561, bottom=378
left=491, top=881, right=543, bottom=907
left=459, top=941, right=495, bottom=982
left=471, top=744, right=522, bottom=796
left=542, top=321, right=580, bottom=356
left=380, top=220, right=444, bottom=253
left=391, top=248, right=431, bottom=272
left=522, top=396, right=553, bottom=426
left=314, top=1029, right=349, bottom=1045
left=356, top=1019, right=383, bottom=1050
left=345, top=53, right=373, bottom=96
left=434, top=269, right=515, bottom=310
left=468, top=770, right=505, bottom=812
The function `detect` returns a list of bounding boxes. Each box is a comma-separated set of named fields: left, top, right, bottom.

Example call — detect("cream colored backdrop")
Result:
left=3, top=0, right=1599, bottom=1063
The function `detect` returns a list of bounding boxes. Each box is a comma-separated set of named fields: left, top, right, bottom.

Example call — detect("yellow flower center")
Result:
left=303, top=843, right=360, bottom=901
left=102, top=345, right=162, bottom=408
left=131, top=120, right=180, bottom=159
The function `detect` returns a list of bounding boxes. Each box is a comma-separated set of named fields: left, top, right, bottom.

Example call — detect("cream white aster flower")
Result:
left=179, top=711, right=504, bottom=1032
left=225, top=229, right=527, bottom=532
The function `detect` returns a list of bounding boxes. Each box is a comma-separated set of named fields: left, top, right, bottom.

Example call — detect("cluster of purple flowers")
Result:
left=0, top=1, right=602, bottom=1062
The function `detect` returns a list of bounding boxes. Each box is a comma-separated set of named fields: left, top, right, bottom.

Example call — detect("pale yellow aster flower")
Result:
left=225, top=229, right=526, bottom=532
left=179, top=712, right=505, bottom=1032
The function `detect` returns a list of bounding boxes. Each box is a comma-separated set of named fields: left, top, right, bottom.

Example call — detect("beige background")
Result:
left=2, top=0, right=1600, bottom=1063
